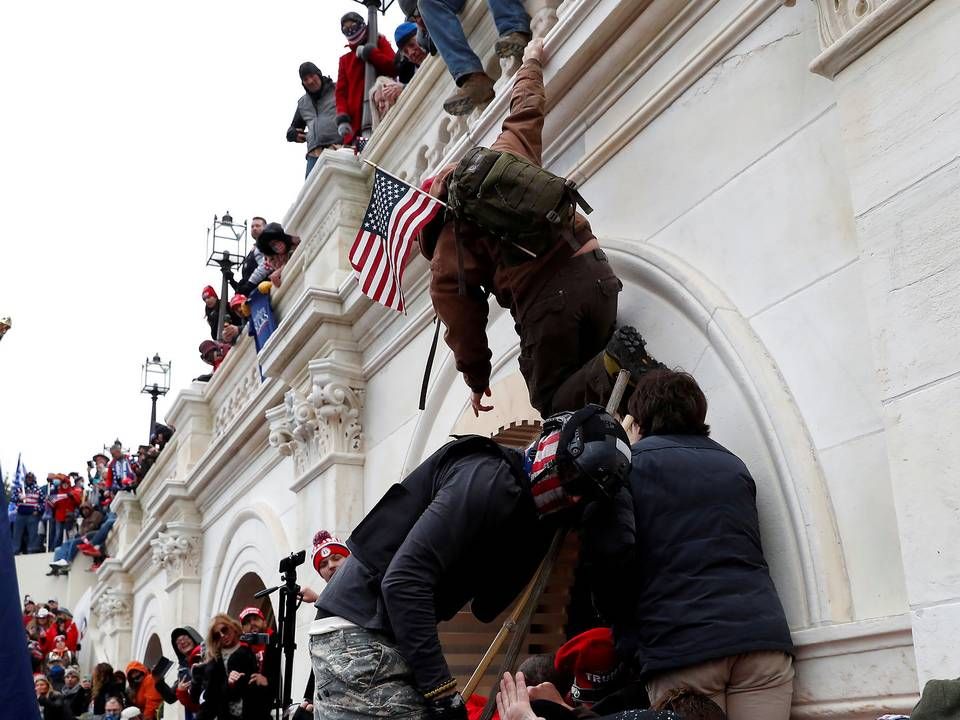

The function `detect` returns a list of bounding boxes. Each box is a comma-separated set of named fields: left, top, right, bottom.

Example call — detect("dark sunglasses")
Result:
left=211, top=626, right=231, bottom=639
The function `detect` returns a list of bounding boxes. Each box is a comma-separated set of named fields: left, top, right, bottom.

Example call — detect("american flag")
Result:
left=350, top=167, right=443, bottom=312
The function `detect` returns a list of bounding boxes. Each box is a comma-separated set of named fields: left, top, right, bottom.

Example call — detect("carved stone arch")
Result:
left=403, top=239, right=853, bottom=629
left=131, top=593, right=163, bottom=664
left=206, top=502, right=292, bottom=622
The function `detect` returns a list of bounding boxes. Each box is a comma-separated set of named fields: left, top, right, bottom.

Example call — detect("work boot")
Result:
left=495, top=31, right=531, bottom=58
left=443, top=73, right=496, bottom=116
left=603, top=326, right=664, bottom=380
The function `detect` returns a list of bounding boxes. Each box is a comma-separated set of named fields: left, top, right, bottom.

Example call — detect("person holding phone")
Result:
left=152, top=626, right=204, bottom=719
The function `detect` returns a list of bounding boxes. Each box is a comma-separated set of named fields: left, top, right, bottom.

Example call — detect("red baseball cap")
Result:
left=554, top=627, right=624, bottom=707
left=238, top=607, right=264, bottom=622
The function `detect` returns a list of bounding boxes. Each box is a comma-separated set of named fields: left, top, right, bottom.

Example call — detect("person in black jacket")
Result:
left=152, top=626, right=204, bottom=720
left=202, top=286, right=244, bottom=343
left=194, top=614, right=271, bottom=720
left=311, top=406, right=632, bottom=720
left=590, top=369, right=794, bottom=720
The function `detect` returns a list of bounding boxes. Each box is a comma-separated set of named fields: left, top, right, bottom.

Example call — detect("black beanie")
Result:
left=341, top=11, right=365, bottom=28
left=299, top=62, right=322, bottom=80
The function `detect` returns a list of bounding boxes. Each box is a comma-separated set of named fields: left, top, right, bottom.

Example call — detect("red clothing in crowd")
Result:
left=49, top=484, right=83, bottom=523
left=335, top=34, right=396, bottom=143
left=46, top=620, right=79, bottom=652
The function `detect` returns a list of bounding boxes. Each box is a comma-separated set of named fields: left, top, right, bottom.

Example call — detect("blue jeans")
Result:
left=12, top=514, right=41, bottom=553
left=305, top=154, right=319, bottom=179
left=53, top=537, right=82, bottom=563
left=419, top=0, right=530, bottom=82
left=89, top=513, right=116, bottom=547
left=50, top=520, right=70, bottom=551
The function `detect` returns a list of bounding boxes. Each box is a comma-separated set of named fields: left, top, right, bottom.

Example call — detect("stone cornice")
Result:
left=809, top=0, right=936, bottom=79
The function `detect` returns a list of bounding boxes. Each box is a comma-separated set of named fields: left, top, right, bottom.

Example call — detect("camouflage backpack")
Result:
left=447, top=147, right=593, bottom=263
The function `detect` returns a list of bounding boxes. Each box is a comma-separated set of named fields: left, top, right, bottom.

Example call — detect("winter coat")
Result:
left=205, top=304, right=244, bottom=341
left=286, top=77, right=340, bottom=153
left=590, top=434, right=793, bottom=677
left=151, top=626, right=204, bottom=717
left=105, top=457, right=135, bottom=488
left=316, top=436, right=557, bottom=693
left=49, top=484, right=83, bottom=523
left=126, top=660, right=165, bottom=719
left=60, top=683, right=90, bottom=717
left=46, top=620, right=79, bottom=652
left=237, top=248, right=269, bottom=296
left=335, top=34, right=396, bottom=142
left=78, top=505, right=105, bottom=536
left=195, top=644, right=271, bottom=720
left=419, top=59, right=597, bottom=393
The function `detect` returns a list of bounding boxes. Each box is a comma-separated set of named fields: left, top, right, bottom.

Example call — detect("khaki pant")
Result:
left=645, top=651, right=795, bottom=720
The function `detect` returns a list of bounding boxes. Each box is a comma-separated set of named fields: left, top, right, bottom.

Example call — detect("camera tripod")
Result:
left=256, top=549, right=306, bottom=719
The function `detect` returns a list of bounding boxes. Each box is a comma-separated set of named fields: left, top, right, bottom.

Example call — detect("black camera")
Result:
left=240, top=632, right=271, bottom=645
left=191, top=661, right=209, bottom=685
left=152, top=655, right=174, bottom=678
left=278, top=550, right=306, bottom=573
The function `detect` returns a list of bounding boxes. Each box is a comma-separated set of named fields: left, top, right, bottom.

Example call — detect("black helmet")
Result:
left=528, top=405, right=631, bottom=516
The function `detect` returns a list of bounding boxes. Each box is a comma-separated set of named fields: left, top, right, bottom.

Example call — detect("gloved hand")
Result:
left=425, top=693, right=467, bottom=720
left=338, top=122, right=353, bottom=139
left=356, top=44, right=376, bottom=61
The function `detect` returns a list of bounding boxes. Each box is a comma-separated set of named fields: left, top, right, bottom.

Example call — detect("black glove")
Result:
left=357, top=43, right=376, bottom=61
left=425, top=693, right=468, bottom=720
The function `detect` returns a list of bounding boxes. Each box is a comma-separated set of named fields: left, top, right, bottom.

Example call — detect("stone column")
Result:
left=149, top=505, right=203, bottom=632
left=91, top=579, right=134, bottom=668
left=809, top=0, right=960, bottom=683
left=267, top=358, right=366, bottom=548
left=109, top=492, right=142, bottom=558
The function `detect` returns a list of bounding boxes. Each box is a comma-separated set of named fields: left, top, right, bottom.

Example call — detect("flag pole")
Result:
left=361, top=158, right=449, bottom=209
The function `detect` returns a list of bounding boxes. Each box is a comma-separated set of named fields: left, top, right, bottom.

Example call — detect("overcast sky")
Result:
left=0, top=1, right=405, bottom=479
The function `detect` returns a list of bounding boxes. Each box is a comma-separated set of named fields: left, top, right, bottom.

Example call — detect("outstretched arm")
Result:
left=491, top=39, right=546, bottom=164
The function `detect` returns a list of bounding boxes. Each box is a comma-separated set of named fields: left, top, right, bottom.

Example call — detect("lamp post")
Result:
left=141, top=353, right=172, bottom=439
left=352, top=0, right=396, bottom=135
left=206, top=211, right=248, bottom=341
left=0, top=316, right=11, bottom=342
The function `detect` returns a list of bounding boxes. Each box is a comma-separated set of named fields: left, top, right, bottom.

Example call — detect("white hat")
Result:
left=121, top=708, right=143, bottom=719
left=37, top=607, right=51, bottom=618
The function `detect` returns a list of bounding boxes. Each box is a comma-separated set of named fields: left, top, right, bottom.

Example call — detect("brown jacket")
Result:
left=421, top=59, right=598, bottom=392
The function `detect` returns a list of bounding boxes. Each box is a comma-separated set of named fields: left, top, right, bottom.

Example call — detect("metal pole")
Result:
left=149, top=387, right=159, bottom=440
left=216, top=251, right=231, bottom=341
left=360, top=0, right=379, bottom=136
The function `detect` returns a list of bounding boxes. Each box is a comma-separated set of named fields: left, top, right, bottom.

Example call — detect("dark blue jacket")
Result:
left=597, top=434, right=793, bottom=676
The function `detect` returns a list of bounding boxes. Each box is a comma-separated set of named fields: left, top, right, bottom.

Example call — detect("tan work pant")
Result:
left=646, top=650, right=795, bottom=720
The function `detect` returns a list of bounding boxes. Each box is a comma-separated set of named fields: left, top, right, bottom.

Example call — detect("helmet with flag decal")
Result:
left=527, top=405, right=632, bottom=517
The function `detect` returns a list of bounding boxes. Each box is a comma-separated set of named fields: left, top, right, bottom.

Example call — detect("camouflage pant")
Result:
left=310, top=626, right=429, bottom=719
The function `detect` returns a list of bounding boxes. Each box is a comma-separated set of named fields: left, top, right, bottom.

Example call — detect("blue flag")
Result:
left=247, top=289, right=277, bottom=354
left=0, top=480, right=41, bottom=720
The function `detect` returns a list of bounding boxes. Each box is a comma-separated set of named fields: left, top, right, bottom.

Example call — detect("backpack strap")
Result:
left=418, top=316, right=442, bottom=411
left=566, top=180, right=593, bottom=215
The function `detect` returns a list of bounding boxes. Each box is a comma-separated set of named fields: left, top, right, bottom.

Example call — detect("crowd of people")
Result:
left=19, top=2, right=943, bottom=719
left=9, top=429, right=174, bottom=576
left=195, top=217, right=292, bottom=382
left=284, top=0, right=532, bottom=178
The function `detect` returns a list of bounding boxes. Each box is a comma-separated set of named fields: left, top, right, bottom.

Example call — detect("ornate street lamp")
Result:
left=349, top=0, right=397, bottom=135
left=0, top=315, right=11, bottom=342
left=141, top=353, right=172, bottom=439
left=206, top=211, right=248, bottom=341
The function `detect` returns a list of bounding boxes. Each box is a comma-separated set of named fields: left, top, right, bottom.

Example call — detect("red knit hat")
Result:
left=238, top=607, right=264, bottom=622
left=202, top=285, right=218, bottom=300
left=311, top=530, right=350, bottom=573
left=553, top=628, right=624, bottom=707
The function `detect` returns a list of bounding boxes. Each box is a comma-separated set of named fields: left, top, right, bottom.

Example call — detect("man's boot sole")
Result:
left=443, top=89, right=495, bottom=116
left=495, top=37, right=529, bottom=58
left=607, top=326, right=662, bottom=379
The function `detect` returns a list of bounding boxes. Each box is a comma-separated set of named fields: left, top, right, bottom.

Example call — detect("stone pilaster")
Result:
left=267, top=357, right=366, bottom=549
left=109, top=492, right=142, bottom=559
left=91, top=576, right=134, bottom=668
left=811, top=0, right=960, bottom=683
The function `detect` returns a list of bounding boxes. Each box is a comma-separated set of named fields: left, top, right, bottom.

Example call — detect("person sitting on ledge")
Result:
left=400, top=0, right=531, bottom=115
